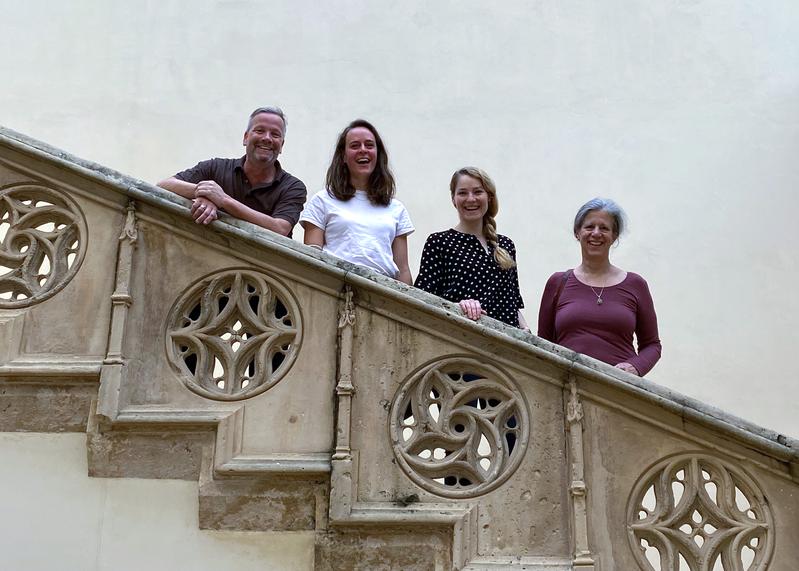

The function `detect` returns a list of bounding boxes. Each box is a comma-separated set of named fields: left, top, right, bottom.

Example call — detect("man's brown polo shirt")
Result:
left=174, top=157, right=307, bottom=228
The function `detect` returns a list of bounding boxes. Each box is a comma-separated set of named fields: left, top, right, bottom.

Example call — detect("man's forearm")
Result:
left=220, top=195, right=292, bottom=236
left=157, top=177, right=197, bottom=199
left=158, top=177, right=293, bottom=235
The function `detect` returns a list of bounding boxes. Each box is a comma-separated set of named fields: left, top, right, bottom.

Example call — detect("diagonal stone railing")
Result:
left=1, top=126, right=796, bottom=571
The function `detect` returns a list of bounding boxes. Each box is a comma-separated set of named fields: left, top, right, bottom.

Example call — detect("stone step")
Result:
left=462, top=556, right=576, bottom=571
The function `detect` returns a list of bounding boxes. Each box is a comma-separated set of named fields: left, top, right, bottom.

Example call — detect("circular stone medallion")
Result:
left=165, top=269, right=302, bottom=401
left=0, top=184, right=87, bottom=308
left=390, top=356, right=529, bottom=499
left=627, top=452, right=774, bottom=571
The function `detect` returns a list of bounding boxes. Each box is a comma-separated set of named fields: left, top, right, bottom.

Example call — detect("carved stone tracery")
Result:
left=0, top=184, right=86, bottom=307
left=390, top=357, right=529, bottom=498
left=165, top=269, right=301, bottom=401
left=627, top=453, right=774, bottom=571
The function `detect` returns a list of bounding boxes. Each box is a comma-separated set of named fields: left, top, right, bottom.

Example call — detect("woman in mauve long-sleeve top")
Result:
left=537, top=198, right=661, bottom=376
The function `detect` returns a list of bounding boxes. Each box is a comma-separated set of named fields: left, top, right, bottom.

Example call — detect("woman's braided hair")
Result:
left=449, top=167, right=516, bottom=270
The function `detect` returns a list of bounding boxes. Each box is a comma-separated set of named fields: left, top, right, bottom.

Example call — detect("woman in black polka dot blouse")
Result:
left=415, top=167, right=528, bottom=329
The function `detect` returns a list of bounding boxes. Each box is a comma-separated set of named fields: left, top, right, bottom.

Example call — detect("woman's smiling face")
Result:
left=451, top=174, right=489, bottom=223
left=577, top=209, right=616, bottom=257
left=344, top=127, right=377, bottom=186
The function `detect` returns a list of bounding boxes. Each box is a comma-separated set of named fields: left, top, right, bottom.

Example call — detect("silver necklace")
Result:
left=578, top=268, right=607, bottom=305
left=589, top=285, right=605, bottom=305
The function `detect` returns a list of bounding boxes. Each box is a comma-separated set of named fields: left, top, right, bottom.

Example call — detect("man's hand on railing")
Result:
left=191, top=196, right=218, bottom=224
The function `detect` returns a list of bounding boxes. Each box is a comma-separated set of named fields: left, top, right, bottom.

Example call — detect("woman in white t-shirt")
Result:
left=300, top=119, right=414, bottom=284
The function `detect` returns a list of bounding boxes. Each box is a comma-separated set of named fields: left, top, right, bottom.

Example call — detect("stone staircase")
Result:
left=1, top=126, right=796, bottom=571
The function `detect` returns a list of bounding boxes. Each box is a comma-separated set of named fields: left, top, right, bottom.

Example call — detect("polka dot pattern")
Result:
left=415, top=229, right=524, bottom=327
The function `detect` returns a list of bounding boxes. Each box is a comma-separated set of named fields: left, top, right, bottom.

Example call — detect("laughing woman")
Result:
left=537, top=198, right=661, bottom=376
left=300, top=119, right=414, bottom=284
left=415, top=167, right=527, bottom=329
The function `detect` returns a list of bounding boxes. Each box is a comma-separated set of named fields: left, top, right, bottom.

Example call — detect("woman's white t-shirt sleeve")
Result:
left=298, top=191, right=327, bottom=229
left=395, top=201, right=414, bottom=237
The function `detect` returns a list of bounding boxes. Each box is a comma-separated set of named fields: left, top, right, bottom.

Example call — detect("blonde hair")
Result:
left=450, top=167, right=516, bottom=270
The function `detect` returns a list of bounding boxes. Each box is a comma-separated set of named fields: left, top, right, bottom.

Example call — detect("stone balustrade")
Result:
left=1, top=126, right=797, bottom=571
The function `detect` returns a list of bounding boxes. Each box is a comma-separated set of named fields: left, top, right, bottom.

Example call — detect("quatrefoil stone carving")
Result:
left=166, top=269, right=302, bottom=401
left=390, top=357, right=529, bottom=498
left=627, top=452, right=774, bottom=571
left=0, top=184, right=86, bottom=308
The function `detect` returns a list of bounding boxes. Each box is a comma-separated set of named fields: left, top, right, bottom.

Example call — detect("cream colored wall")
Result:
left=2, top=1, right=797, bottom=436
left=0, top=433, right=313, bottom=571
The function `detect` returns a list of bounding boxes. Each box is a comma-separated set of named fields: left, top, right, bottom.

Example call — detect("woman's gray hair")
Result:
left=573, top=197, right=627, bottom=239
left=247, top=106, right=287, bottom=135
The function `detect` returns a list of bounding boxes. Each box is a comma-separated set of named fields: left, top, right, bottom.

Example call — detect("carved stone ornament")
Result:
left=165, top=269, right=302, bottom=401
left=390, top=357, right=529, bottom=498
left=627, top=452, right=774, bottom=571
left=0, top=184, right=87, bottom=308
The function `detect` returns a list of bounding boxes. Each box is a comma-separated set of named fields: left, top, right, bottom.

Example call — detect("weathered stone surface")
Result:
left=0, top=380, right=97, bottom=432
left=87, top=429, right=213, bottom=480
left=199, top=477, right=327, bottom=531
left=315, top=528, right=452, bottom=571
left=582, top=400, right=798, bottom=571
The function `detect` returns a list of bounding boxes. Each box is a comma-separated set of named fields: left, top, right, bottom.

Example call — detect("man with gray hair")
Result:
left=157, top=107, right=307, bottom=236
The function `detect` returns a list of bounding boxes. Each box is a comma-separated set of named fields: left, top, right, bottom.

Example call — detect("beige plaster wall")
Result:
left=2, top=1, right=798, bottom=437
left=0, top=432, right=313, bottom=571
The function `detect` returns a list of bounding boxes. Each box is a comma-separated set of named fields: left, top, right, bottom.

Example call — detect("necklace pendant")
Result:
left=588, top=283, right=606, bottom=305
